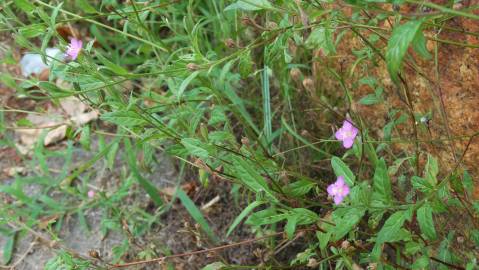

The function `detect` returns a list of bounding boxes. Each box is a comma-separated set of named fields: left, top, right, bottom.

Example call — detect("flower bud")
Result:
left=241, top=137, right=250, bottom=146
left=187, top=63, right=199, bottom=71
left=341, top=240, right=350, bottom=249
left=302, top=77, right=315, bottom=94
left=241, top=16, right=253, bottom=26
left=266, top=21, right=278, bottom=29
left=224, top=38, right=236, bottom=48
left=307, top=258, right=319, bottom=268
left=290, top=68, right=302, bottom=83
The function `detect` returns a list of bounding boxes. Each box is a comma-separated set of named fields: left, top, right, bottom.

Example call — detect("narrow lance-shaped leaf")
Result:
left=226, top=200, right=265, bottom=237
left=177, top=188, right=219, bottom=243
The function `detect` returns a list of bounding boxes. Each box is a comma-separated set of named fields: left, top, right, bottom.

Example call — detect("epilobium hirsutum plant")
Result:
left=0, top=0, right=478, bottom=269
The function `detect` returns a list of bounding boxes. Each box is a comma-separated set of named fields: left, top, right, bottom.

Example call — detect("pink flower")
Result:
left=327, top=176, right=350, bottom=205
left=87, top=190, right=95, bottom=198
left=335, top=119, right=358, bottom=149
left=65, top=38, right=82, bottom=60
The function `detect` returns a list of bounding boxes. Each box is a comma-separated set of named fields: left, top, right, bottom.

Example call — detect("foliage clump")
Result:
left=1, top=0, right=478, bottom=269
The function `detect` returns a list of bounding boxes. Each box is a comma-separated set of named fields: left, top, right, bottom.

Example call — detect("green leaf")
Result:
left=262, top=65, right=272, bottom=152
left=425, top=154, right=438, bottom=185
left=124, top=138, right=164, bottom=207
left=412, top=176, right=433, bottom=193
left=224, top=0, right=273, bottom=11
left=232, top=156, right=278, bottom=202
left=386, top=19, right=425, bottom=82
left=372, top=158, right=392, bottom=203
left=285, top=215, right=298, bottom=239
left=3, top=233, right=15, bottom=265
left=332, top=208, right=365, bottom=241
left=284, top=179, right=316, bottom=197
left=50, top=2, right=63, bottom=26
left=417, top=203, right=437, bottom=240
left=181, top=138, right=209, bottom=159
left=305, top=26, right=336, bottom=55
left=412, top=29, right=431, bottom=59
left=201, top=262, right=226, bottom=270
left=226, top=201, right=265, bottom=237
left=291, top=208, right=318, bottom=225
left=463, top=170, right=473, bottom=197
left=412, top=255, right=429, bottom=269
left=0, top=73, right=18, bottom=90
left=246, top=208, right=286, bottom=226
left=282, top=117, right=330, bottom=157
left=101, top=111, right=147, bottom=127
left=316, top=231, right=332, bottom=250
left=75, top=0, right=97, bottom=13
left=38, top=81, right=72, bottom=97
left=208, top=131, right=235, bottom=144
left=405, top=241, right=423, bottom=255
left=208, top=106, right=227, bottom=125
left=177, top=71, right=200, bottom=100
left=376, top=211, right=407, bottom=243
left=359, top=94, right=381, bottom=105
left=79, top=125, right=91, bottom=150
left=177, top=188, right=219, bottom=243
left=331, top=156, right=355, bottom=185
left=19, top=24, right=47, bottom=38
left=471, top=230, right=479, bottom=246
left=97, top=54, right=129, bottom=76
left=14, top=0, right=35, bottom=12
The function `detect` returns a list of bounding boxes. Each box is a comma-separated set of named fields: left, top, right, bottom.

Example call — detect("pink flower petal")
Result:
left=327, top=183, right=339, bottom=196
left=333, top=195, right=344, bottom=205
left=343, top=137, right=354, bottom=148
left=65, top=38, right=82, bottom=60
left=350, top=126, right=359, bottom=137
left=336, top=176, right=345, bottom=186
left=335, top=129, right=346, bottom=140
left=343, top=120, right=353, bottom=129
left=339, top=184, right=350, bottom=197
left=73, top=38, right=83, bottom=48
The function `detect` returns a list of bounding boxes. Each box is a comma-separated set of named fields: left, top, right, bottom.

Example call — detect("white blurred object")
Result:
left=19, top=48, right=64, bottom=77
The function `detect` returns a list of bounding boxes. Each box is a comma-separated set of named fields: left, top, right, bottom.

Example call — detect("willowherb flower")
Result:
left=327, top=176, right=350, bottom=205
left=65, top=38, right=82, bottom=60
left=335, top=119, right=358, bottom=149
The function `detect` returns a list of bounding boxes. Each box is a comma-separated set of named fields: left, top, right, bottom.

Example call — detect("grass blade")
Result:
left=262, top=65, right=272, bottom=153
left=124, top=138, right=164, bottom=207
left=176, top=188, right=219, bottom=243
left=281, top=117, right=331, bottom=157
left=3, top=232, right=15, bottom=265
left=226, top=200, right=265, bottom=237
